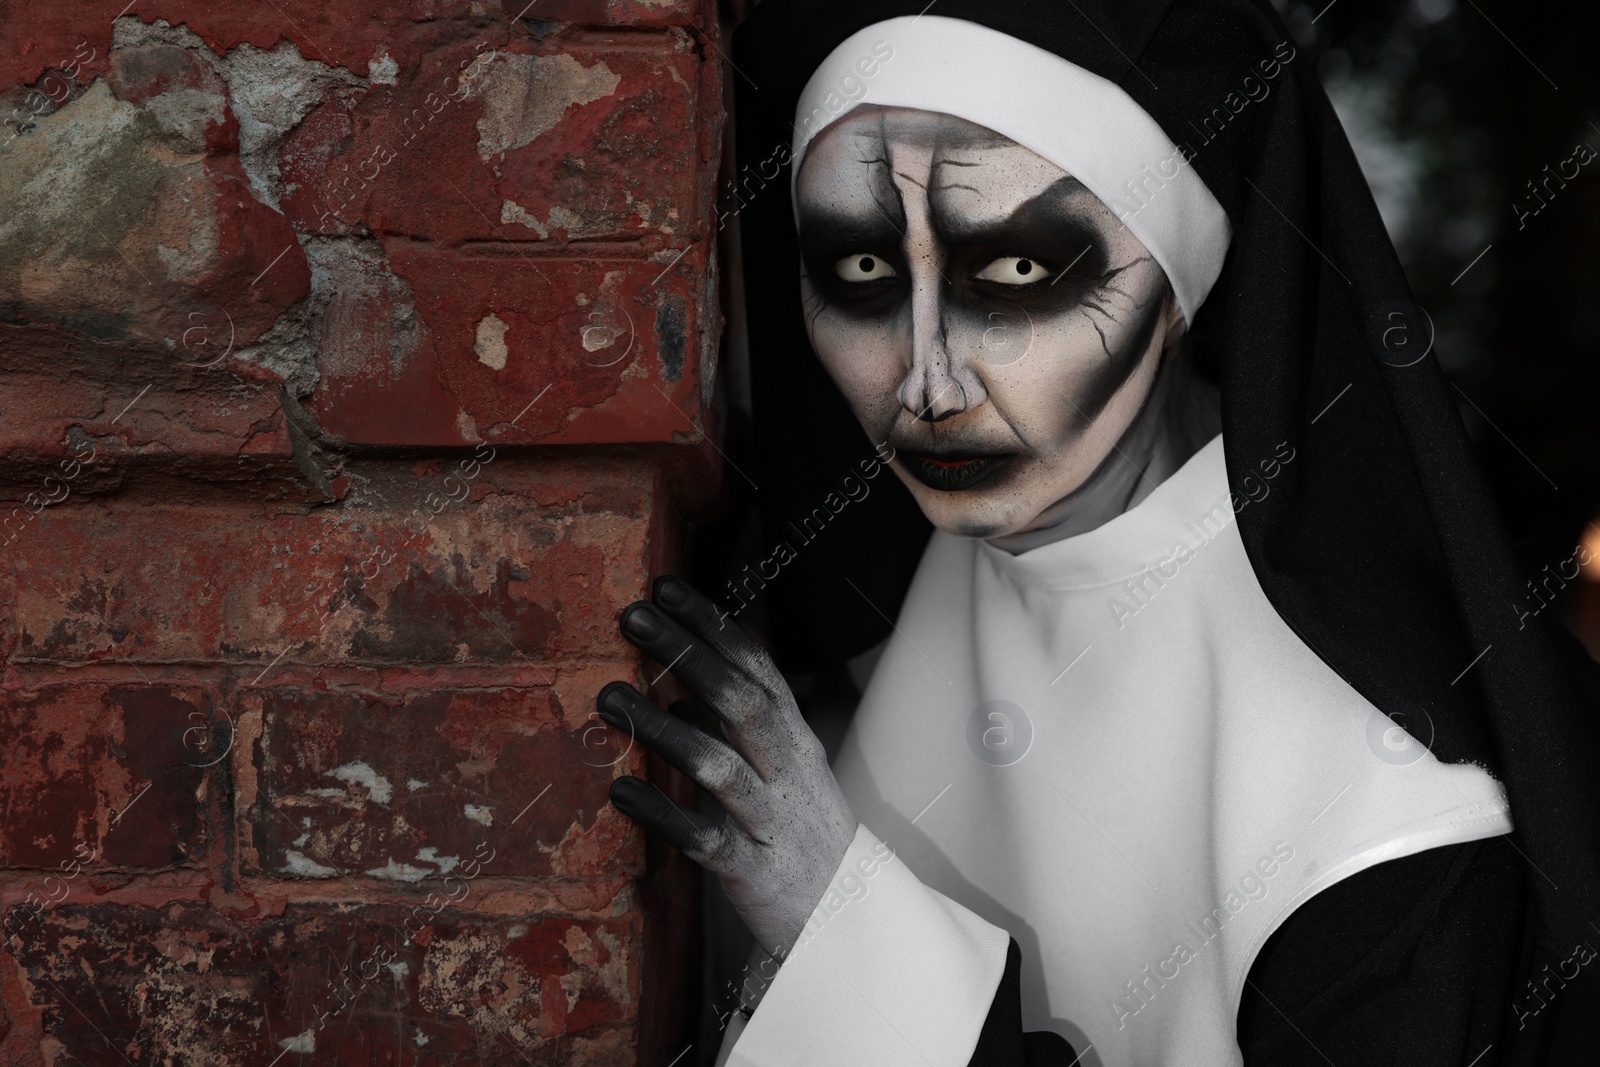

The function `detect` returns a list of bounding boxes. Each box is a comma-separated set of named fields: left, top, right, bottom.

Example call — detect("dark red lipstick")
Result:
left=898, top=450, right=1011, bottom=492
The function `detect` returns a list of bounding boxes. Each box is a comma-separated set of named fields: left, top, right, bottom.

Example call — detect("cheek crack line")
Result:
left=1094, top=255, right=1155, bottom=287
left=1080, top=311, right=1115, bottom=361
left=1077, top=286, right=1164, bottom=363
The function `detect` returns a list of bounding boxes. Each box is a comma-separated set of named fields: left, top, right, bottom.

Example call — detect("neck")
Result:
left=986, top=350, right=1220, bottom=555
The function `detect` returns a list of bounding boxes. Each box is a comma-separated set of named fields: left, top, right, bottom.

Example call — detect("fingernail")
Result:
left=597, top=683, right=633, bottom=722
left=623, top=604, right=662, bottom=639
left=656, top=576, right=689, bottom=608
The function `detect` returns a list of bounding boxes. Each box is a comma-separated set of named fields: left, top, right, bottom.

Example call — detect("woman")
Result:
left=594, top=1, right=1600, bottom=1063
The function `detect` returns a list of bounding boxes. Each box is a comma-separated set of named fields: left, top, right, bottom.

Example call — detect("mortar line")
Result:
left=263, top=803, right=412, bottom=945
left=650, top=245, right=691, bottom=287
left=429, top=568, right=558, bottom=686
left=251, top=645, right=293, bottom=686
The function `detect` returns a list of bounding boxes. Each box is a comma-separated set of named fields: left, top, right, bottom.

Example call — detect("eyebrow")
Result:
left=929, top=175, right=1101, bottom=247
left=928, top=151, right=984, bottom=194
left=796, top=207, right=907, bottom=254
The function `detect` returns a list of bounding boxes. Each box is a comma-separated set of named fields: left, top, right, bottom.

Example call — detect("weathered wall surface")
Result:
left=0, top=1, right=723, bottom=1062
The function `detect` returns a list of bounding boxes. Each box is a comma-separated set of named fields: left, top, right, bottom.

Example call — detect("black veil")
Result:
left=730, top=0, right=1600, bottom=1058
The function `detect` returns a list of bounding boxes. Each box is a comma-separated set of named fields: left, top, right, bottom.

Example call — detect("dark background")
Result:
left=1288, top=0, right=1600, bottom=651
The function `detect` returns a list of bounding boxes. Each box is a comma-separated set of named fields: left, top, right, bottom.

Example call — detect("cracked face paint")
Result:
left=796, top=107, right=1182, bottom=540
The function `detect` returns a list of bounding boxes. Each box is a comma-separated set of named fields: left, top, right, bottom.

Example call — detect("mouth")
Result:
left=897, top=450, right=1013, bottom=492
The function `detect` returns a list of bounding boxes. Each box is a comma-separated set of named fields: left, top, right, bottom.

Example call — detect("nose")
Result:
left=897, top=273, right=988, bottom=422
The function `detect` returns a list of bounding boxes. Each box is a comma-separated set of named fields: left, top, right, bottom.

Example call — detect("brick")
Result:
left=2, top=1, right=723, bottom=1061
left=281, top=39, right=708, bottom=247
left=0, top=683, right=215, bottom=870
left=3, top=23, right=719, bottom=456
left=482, top=42, right=709, bottom=244
left=7, top=459, right=661, bottom=666
left=0, top=72, right=310, bottom=351
left=5, top=2, right=713, bottom=92
left=240, top=684, right=641, bottom=881
left=493, top=0, right=705, bottom=25
left=4, top=902, right=639, bottom=1065
left=0, top=353, right=298, bottom=489
left=269, top=31, right=718, bottom=449
left=302, top=243, right=708, bottom=447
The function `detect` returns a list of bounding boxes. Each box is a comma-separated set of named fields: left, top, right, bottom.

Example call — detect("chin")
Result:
left=928, top=504, right=1029, bottom=540
left=896, top=471, right=1036, bottom=541
left=947, top=516, right=1017, bottom=540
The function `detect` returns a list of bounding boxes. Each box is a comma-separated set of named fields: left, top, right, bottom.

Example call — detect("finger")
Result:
left=608, top=775, right=731, bottom=870
left=669, top=698, right=724, bottom=740
left=597, top=683, right=764, bottom=813
left=652, top=575, right=785, bottom=693
left=619, top=600, right=772, bottom=736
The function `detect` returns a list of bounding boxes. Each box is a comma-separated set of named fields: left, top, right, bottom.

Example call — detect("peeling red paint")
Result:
left=5, top=902, right=642, bottom=1064
left=243, top=684, right=642, bottom=881
left=1, top=0, right=719, bottom=1061
left=0, top=684, right=212, bottom=870
left=334, top=243, right=709, bottom=447
left=7, top=461, right=663, bottom=666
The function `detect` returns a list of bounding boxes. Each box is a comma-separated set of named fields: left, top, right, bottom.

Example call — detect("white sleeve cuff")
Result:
left=724, top=823, right=1011, bottom=1067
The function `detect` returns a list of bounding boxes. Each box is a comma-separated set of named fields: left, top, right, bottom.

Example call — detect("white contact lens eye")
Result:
left=975, top=257, right=1049, bottom=285
left=834, top=254, right=898, bottom=282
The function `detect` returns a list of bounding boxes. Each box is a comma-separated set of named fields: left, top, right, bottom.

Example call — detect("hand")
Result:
left=597, top=575, right=857, bottom=959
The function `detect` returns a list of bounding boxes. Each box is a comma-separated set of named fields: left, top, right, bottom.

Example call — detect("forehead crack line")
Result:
left=873, top=112, right=913, bottom=238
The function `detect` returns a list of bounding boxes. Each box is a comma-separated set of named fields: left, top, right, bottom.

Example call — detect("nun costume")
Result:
left=595, top=2, right=1600, bottom=1064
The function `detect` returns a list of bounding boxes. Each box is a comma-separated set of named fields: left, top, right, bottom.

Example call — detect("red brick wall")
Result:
left=0, top=1, right=723, bottom=1062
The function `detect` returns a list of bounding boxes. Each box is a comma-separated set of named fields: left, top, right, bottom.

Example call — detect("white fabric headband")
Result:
left=790, top=15, right=1232, bottom=323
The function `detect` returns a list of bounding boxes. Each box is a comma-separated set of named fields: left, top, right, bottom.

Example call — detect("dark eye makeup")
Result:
left=797, top=172, right=1122, bottom=315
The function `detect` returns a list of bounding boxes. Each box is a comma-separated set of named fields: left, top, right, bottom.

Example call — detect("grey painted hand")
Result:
left=597, top=575, right=857, bottom=959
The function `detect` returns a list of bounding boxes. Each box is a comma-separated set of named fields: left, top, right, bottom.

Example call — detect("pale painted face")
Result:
left=795, top=107, right=1184, bottom=540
